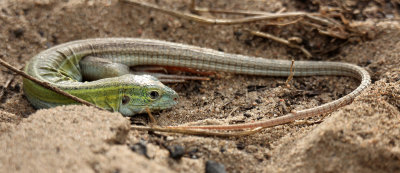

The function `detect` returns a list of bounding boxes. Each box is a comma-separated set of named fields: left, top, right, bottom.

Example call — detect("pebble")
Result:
left=188, top=148, right=199, bottom=159
left=205, top=160, right=226, bottom=173
left=12, top=28, right=24, bottom=38
left=243, top=113, right=252, bottom=118
left=168, top=145, right=185, bottom=160
left=236, top=142, right=245, bottom=150
left=166, top=136, right=175, bottom=141
left=129, top=141, right=150, bottom=159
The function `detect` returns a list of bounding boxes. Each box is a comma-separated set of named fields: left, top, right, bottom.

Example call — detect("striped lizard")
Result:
left=23, top=38, right=370, bottom=130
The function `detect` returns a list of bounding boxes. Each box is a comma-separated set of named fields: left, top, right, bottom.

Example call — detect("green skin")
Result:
left=23, top=74, right=178, bottom=116
left=23, top=39, right=180, bottom=116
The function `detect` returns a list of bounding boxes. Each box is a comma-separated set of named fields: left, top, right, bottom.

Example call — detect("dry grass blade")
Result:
left=123, top=0, right=343, bottom=28
left=246, top=30, right=312, bottom=57
left=121, top=0, right=353, bottom=56
left=285, top=60, right=295, bottom=88
left=122, top=0, right=311, bottom=25
left=131, top=125, right=264, bottom=137
left=318, top=29, right=349, bottom=39
left=146, top=107, right=157, bottom=125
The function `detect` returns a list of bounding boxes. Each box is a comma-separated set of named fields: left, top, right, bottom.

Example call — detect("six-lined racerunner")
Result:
left=23, top=38, right=370, bottom=130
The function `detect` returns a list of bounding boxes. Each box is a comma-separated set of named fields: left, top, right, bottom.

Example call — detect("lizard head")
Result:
left=117, top=74, right=179, bottom=116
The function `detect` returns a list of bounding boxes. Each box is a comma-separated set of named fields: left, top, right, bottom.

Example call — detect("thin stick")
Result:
left=145, top=107, right=157, bottom=125
left=190, top=0, right=273, bottom=15
left=0, top=58, right=104, bottom=110
left=246, top=30, right=312, bottom=58
left=122, top=0, right=348, bottom=41
left=122, top=0, right=309, bottom=25
left=190, top=0, right=285, bottom=16
left=285, top=60, right=295, bottom=88
left=194, top=8, right=274, bottom=16
left=131, top=125, right=264, bottom=137
left=122, top=0, right=341, bottom=28
left=391, top=0, right=399, bottom=19
left=304, top=14, right=341, bottom=27
left=318, top=29, right=348, bottom=39
left=189, top=0, right=196, bottom=13
left=259, top=17, right=304, bottom=27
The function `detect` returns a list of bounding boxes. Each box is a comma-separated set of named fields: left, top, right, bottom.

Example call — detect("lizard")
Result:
left=23, top=38, right=371, bottom=130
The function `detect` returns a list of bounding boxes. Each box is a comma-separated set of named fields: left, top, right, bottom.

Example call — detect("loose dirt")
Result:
left=0, top=0, right=399, bottom=172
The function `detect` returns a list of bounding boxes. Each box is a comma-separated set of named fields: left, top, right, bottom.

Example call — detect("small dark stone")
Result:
left=234, top=91, right=244, bottom=97
left=243, top=113, right=252, bottom=118
left=22, top=8, right=29, bottom=15
left=244, top=39, right=252, bottom=46
left=167, top=145, right=185, bottom=160
left=233, top=31, right=242, bottom=37
left=220, top=147, right=226, bottom=153
left=217, top=48, right=224, bottom=52
left=233, top=31, right=242, bottom=40
left=13, top=84, right=20, bottom=92
left=205, top=160, right=226, bottom=173
left=243, top=106, right=255, bottom=111
left=264, top=153, right=271, bottom=160
left=247, top=85, right=267, bottom=92
left=129, top=141, right=150, bottom=159
left=1, top=8, right=8, bottom=15
left=236, top=142, right=245, bottom=150
left=162, top=24, right=169, bottom=31
left=51, top=35, right=58, bottom=44
left=389, top=139, right=395, bottom=146
left=188, top=148, right=199, bottom=159
left=12, top=28, right=24, bottom=38
left=38, top=30, right=45, bottom=37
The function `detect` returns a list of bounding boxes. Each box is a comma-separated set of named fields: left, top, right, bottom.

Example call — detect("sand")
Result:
left=0, top=0, right=399, bottom=172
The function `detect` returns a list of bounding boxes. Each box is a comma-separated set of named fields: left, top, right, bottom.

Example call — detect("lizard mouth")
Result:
left=147, top=100, right=178, bottom=110
left=120, top=99, right=178, bottom=116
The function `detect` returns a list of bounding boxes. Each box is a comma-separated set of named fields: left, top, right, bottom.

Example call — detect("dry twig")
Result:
left=145, top=107, right=157, bottom=125
left=285, top=60, right=295, bottom=88
left=246, top=30, right=312, bottom=57
left=122, top=0, right=321, bottom=25
left=131, top=125, right=264, bottom=137
left=121, top=0, right=356, bottom=58
left=121, top=0, right=357, bottom=59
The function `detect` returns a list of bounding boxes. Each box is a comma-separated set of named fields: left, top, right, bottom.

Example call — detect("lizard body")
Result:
left=23, top=38, right=370, bottom=128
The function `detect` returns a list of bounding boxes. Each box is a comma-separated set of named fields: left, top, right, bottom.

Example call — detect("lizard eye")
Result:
left=122, top=95, right=130, bottom=105
left=149, top=91, right=160, bottom=100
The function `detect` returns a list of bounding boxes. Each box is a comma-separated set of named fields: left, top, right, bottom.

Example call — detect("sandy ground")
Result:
left=0, top=0, right=399, bottom=172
